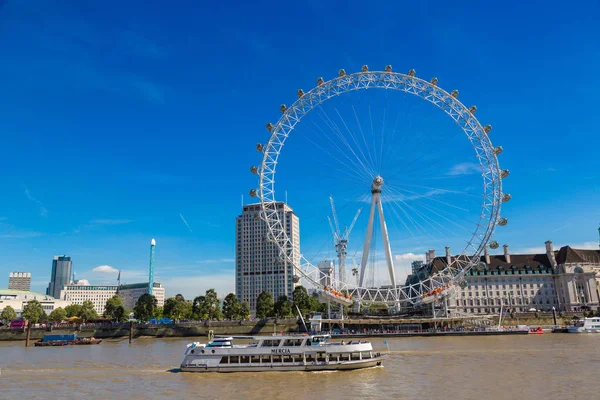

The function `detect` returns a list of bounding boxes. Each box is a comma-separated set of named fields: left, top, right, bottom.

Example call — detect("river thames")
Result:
left=1, top=334, right=598, bottom=399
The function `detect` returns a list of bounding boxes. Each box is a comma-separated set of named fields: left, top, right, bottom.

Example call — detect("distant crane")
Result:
left=327, top=196, right=361, bottom=286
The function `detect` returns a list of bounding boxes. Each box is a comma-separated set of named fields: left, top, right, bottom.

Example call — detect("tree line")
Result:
left=0, top=285, right=331, bottom=325
left=131, top=285, right=328, bottom=322
left=0, top=300, right=100, bottom=325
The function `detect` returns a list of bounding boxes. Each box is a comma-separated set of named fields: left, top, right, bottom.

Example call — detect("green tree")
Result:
left=22, top=300, right=44, bottom=324
left=49, top=307, right=67, bottom=323
left=154, top=306, right=164, bottom=319
left=175, top=293, right=185, bottom=302
left=64, top=304, right=82, bottom=318
left=192, top=295, right=206, bottom=320
left=292, top=286, right=310, bottom=316
left=104, top=295, right=126, bottom=321
left=133, top=294, right=157, bottom=322
left=79, top=300, right=98, bottom=322
left=240, top=301, right=251, bottom=320
left=163, top=297, right=179, bottom=319
left=202, top=289, right=222, bottom=320
left=274, top=295, right=292, bottom=318
left=308, top=295, right=325, bottom=313
left=164, top=297, right=191, bottom=321
left=256, top=291, right=274, bottom=318
left=0, top=306, right=17, bottom=324
left=222, top=293, right=241, bottom=320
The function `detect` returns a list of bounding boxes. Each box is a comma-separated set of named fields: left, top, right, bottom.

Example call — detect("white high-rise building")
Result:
left=236, top=202, right=300, bottom=313
left=59, top=281, right=165, bottom=315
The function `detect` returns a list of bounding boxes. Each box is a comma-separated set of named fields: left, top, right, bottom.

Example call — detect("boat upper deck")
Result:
left=186, top=334, right=372, bottom=354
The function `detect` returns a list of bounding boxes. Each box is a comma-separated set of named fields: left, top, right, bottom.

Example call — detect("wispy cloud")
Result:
left=92, top=265, right=119, bottom=274
left=0, top=231, right=43, bottom=239
left=551, top=224, right=571, bottom=233
left=123, top=31, right=167, bottom=59
left=179, top=213, right=193, bottom=233
left=447, top=162, right=482, bottom=176
left=196, top=258, right=235, bottom=264
left=520, top=241, right=598, bottom=254
left=130, top=80, right=165, bottom=104
left=90, top=219, right=133, bottom=225
left=161, top=274, right=236, bottom=299
left=24, top=187, right=48, bottom=217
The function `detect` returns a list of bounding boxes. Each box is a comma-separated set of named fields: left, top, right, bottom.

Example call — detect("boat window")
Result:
left=340, top=353, right=351, bottom=361
left=351, top=353, right=361, bottom=360
left=282, top=355, right=293, bottom=363
left=272, top=355, right=282, bottom=363
left=220, top=356, right=229, bottom=364
left=261, top=339, right=281, bottom=347
left=361, top=352, right=371, bottom=359
left=240, top=356, right=250, bottom=364
left=317, top=353, right=326, bottom=362
left=306, top=354, right=315, bottom=362
left=230, top=356, right=239, bottom=363
left=283, top=338, right=304, bottom=347
left=251, top=355, right=261, bottom=364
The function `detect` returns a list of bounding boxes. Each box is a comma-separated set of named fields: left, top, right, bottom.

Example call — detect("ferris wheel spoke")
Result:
left=384, top=196, right=423, bottom=239
left=334, top=107, right=377, bottom=175
left=398, top=192, right=474, bottom=235
left=307, top=120, right=374, bottom=182
left=388, top=185, right=470, bottom=213
left=384, top=188, right=460, bottom=239
left=351, top=104, right=377, bottom=170
left=308, top=113, right=372, bottom=181
left=316, top=108, right=375, bottom=178
left=296, top=126, right=373, bottom=182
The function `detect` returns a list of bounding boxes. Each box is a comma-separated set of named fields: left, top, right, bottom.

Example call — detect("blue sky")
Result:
left=0, top=1, right=599, bottom=298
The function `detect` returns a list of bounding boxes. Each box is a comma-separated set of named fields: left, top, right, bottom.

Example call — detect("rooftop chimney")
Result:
left=545, top=240, right=557, bottom=268
left=445, top=246, right=451, bottom=264
left=484, top=246, right=491, bottom=265
left=503, top=244, right=511, bottom=264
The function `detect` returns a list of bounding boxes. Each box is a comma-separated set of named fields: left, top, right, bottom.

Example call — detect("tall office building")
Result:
left=47, top=255, right=72, bottom=299
left=236, top=202, right=300, bottom=313
left=8, top=272, right=32, bottom=291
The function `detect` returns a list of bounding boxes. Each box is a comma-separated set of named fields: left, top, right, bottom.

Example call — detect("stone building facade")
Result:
left=420, top=241, right=599, bottom=315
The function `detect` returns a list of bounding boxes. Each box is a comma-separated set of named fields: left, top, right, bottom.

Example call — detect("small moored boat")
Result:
left=34, top=333, right=102, bottom=346
left=567, top=317, right=600, bottom=333
left=180, top=334, right=387, bottom=373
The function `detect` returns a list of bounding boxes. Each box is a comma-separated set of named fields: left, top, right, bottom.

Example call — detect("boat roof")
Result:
left=213, top=334, right=330, bottom=341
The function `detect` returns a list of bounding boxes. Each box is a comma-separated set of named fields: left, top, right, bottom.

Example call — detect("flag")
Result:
left=383, top=340, right=388, bottom=345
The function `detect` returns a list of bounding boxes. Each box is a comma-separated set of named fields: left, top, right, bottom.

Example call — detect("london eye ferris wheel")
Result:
left=250, top=65, right=510, bottom=309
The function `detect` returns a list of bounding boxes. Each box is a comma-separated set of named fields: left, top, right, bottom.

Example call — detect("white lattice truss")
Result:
left=257, top=68, right=504, bottom=307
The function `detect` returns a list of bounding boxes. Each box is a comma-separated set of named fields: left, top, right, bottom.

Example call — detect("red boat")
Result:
left=528, top=327, right=544, bottom=334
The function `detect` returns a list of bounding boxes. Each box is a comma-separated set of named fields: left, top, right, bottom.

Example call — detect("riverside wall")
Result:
left=0, top=319, right=302, bottom=342
left=0, top=314, right=584, bottom=341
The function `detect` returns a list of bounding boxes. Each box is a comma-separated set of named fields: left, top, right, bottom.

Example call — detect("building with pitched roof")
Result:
left=412, top=241, right=599, bottom=315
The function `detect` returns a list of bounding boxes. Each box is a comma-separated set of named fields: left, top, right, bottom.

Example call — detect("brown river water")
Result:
left=1, top=334, right=598, bottom=399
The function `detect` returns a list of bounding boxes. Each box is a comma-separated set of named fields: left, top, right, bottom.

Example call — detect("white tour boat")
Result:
left=567, top=317, right=600, bottom=333
left=180, top=334, right=387, bottom=372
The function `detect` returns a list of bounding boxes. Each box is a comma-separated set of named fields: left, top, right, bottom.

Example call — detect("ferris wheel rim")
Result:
left=255, top=67, right=506, bottom=306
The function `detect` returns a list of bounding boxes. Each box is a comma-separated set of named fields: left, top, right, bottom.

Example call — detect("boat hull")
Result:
left=34, top=339, right=102, bottom=347
left=567, top=327, right=600, bottom=333
left=180, top=355, right=386, bottom=373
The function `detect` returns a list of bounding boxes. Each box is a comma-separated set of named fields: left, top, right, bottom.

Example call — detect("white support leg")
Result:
left=359, top=195, right=378, bottom=288
left=377, top=197, right=397, bottom=290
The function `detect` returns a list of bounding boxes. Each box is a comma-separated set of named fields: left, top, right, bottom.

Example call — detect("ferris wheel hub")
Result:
left=371, top=175, right=384, bottom=192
